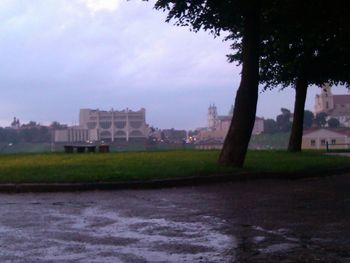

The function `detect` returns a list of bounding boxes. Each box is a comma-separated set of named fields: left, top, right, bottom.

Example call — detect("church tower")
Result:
left=208, top=104, right=218, bottom=130
left=314, top=83, right=334, bottom=114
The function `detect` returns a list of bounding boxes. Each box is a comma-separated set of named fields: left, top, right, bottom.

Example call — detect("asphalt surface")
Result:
left=0, top=174, right=350, bottom=262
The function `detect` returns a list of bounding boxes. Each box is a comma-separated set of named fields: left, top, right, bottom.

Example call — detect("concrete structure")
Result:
left=79, top=108, right=148, bottom=142
left=54, top=108, right=148, bottom=143
left=54, top=127, right=96, bottom=143
left=302, top=128, right=350, bottom=150
left=194, top=138, right=224, bottom=150
left=315, top=84, right=350, bottom=126
left=200, top=104, right=264, bottom=141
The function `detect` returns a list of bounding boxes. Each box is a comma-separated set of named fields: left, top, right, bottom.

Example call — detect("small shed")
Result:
left=302, top=128, right=350, bottom=150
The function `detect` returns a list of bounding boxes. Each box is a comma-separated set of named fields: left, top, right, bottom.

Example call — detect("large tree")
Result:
left=151, top=1, right=350, bottom=163
left=153, top=0, right=277, bottom=167
left=256, top=1, right=350, bottom=152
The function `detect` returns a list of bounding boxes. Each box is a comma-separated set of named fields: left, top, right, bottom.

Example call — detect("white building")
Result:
left=302, top=128, right=350, bottom=150
left=54, top=108, right=149, bottom=143
left=54, top=127, right=97, bottom=143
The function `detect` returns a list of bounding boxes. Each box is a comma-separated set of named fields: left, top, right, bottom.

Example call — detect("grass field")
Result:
left=0, top=150, right=349, bottom=184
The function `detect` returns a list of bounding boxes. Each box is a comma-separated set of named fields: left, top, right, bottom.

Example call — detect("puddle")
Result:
left=0, top=204, right=236, bottom=262
left=259, top=243, right=299, bottom=253
left=252, top=225, right=299, bottom=242
left=253, top=236, right=266, bottom=243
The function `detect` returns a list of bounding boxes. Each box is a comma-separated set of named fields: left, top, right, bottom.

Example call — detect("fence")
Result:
left=325, top=142, right=350, bottom=152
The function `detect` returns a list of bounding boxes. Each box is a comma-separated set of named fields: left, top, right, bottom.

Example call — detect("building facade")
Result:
left=54, top=127, right=93, bottom=143
left=302, top=128, right=350, bottom=150
left=79, top=108, right=148, bottom=142
left=206, top=104, right=264, bottom=134
left=197, top=105, right=264, bottom=143
left=54, top=108, right=149, bottom=143
left=315, top=84, right=350, bottom=126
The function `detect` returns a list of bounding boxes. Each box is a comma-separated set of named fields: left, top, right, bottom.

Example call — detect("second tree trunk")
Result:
left=288, top=77, right=308, bottom=152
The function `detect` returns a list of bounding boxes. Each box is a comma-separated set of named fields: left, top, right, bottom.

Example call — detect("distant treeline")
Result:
left=0, top=121, right=67, bottom=143
left=264, top=108, right=338, bottom=134
left=0, top=126, right=51, bottom=143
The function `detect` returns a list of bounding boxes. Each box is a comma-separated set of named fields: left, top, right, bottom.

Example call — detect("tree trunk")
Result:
left=218, top=5, right=260, bottom=167
left=288, top=77, right=308, bottom=152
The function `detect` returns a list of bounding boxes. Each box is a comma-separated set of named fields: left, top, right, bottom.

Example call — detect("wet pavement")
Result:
left=0, top=174, right=350, bottom=262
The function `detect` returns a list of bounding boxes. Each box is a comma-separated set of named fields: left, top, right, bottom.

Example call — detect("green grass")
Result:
left=0, top=150, right=349, bottom=183
left=244, top=151, right=350, bottom=173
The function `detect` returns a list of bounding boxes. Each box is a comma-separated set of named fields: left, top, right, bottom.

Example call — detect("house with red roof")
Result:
left=302, top=128, right=350, bottom=149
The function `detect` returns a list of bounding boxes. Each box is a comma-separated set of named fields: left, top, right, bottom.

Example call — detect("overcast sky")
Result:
left=0, top=0, right=348, bottom=129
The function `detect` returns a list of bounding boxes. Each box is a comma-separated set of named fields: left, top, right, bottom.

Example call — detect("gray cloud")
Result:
left=0, top=0, right=339, bottom=129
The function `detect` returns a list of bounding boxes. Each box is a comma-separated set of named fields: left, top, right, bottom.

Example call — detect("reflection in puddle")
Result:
left=0, top=205, right=235, bottom=262
left=253, top=236, right=266, bottom=243
left=259, top=243, right=299, bottom=253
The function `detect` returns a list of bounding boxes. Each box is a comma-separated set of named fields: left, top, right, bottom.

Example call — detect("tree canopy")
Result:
left=256, top=1, right=350, bottom=89
left=315, top=112, right=328, bottom=128
left=276, top=108, right=291, bottom=132
left=263, top=119, right=278, bottom=134
left=328, top=118, right=340, bottom=128
left=260, top=1, right=350, bottom=152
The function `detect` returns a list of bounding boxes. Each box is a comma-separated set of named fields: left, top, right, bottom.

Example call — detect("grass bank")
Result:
left=0, top=150, right=349, bottom=184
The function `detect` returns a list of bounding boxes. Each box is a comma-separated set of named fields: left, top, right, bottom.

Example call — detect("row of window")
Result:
left=100, top=130, right=144, bottom=138
left=88, top=115, right=144, bottom=121
left=310, top=139, right=336, bottom=146
left=336, top=104, right=350, bottom=108
left=86, top=121, right=143, bottom=129
left=325, top=102, right=350, bottom=109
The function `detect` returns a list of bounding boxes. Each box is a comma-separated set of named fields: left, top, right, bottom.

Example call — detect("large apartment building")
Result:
left=54, top=108, right=149, bottom=143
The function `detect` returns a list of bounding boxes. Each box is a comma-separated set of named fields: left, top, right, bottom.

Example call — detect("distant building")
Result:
left=199, top=104, right=264, bottom=141
left=161, top=128, right=187, bottom=143
left=195, top=138, right=224, bottom=150
left=315, top=84, right=350, bottom=126
left=252, top=117, right=265, bottom=135
left=54, top=108, right=149, bottom=143
left=10, top=117, right=20, bottom=129
left=207, top=104, right=218, bottom=130
left=79, top=108, right=148, bottom=142
left=302, top=128, right=350, bottom=150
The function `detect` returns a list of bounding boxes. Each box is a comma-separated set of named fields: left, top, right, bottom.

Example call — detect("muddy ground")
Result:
left=0, top=174, right=349, bottom=262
